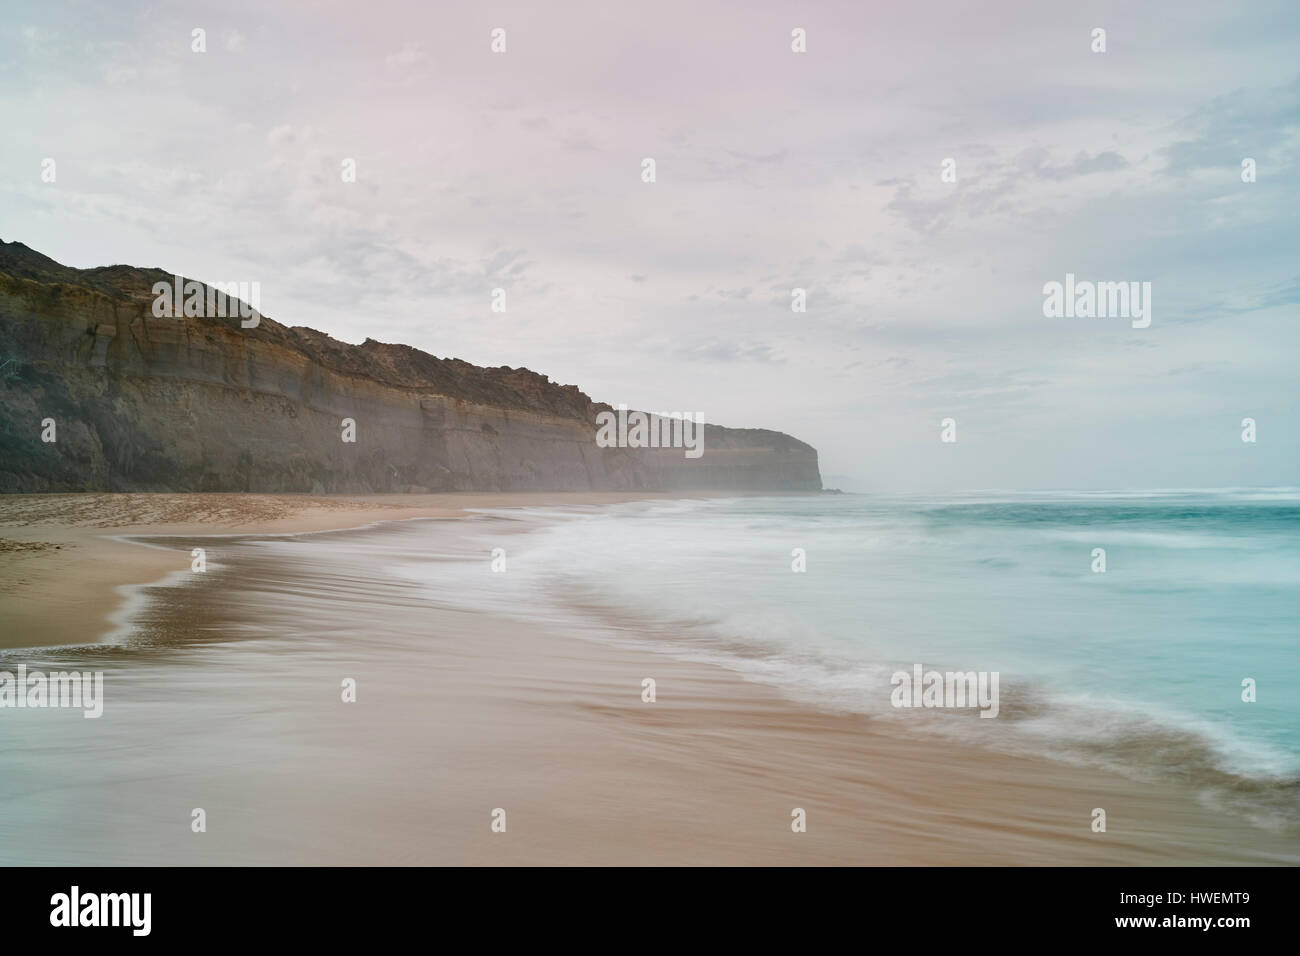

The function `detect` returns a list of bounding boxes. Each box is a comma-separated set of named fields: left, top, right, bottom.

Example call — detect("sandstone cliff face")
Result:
left=0, top=241, right=821, bottom=494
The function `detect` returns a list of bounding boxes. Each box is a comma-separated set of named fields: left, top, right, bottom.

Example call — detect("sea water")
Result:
left=417, top=490, right=1300, bottom=808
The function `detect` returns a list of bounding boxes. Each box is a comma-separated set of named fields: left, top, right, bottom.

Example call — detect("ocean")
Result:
left=408, top=490, right=1300, bottom=823
left=1, top=489, right=1296, bottom=864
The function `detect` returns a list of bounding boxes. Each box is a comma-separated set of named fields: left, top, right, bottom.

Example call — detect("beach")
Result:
left=0, top=492, right=1296, bottom=865
left=0, top=492, right=714, bottom=652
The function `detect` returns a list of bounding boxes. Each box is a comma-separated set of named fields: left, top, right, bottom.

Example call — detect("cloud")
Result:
left=677, top=341, right=781, bottom=363
left=384, top=42, right=426, bottom=72
left=1020, top=148, right=1130, bottom=180
left=1162, top=76, right=1300, bottom=176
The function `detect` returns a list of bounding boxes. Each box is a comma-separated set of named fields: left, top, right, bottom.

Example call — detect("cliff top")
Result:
left=0, top=239, right=812, bottom=449
left=0, top=239, right=595, bottom=420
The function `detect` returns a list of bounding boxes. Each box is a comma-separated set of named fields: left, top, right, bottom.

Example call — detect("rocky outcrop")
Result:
left=0, top=241, right=821, bottom=493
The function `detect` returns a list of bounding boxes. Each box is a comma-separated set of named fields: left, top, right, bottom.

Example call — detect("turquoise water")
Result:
left=424, top=490, right=1300, bottom=815
left=1, top=489, right=1296, bottom=864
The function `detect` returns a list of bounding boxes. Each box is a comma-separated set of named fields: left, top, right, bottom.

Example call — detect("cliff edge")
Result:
left=0, top=240, right=821, bottom=494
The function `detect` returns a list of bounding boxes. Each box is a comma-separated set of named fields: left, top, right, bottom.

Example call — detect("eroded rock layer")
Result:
left=0, top=240, right=821, bottom=494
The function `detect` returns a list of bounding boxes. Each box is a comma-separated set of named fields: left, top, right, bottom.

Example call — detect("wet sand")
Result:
left=1, top=494, right=1296, bottom=865
left=0, top=492, right=720, bottom=651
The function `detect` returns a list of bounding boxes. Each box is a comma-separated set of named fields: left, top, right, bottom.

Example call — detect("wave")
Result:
left=404, top=493, right=1300, bottom=830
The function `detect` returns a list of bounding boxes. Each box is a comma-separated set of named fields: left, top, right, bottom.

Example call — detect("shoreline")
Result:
left=2, top=492, right=1297, bottom=864
left=0, top=491, right=748, bottom=652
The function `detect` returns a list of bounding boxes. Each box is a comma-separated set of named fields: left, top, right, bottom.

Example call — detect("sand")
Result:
left=0, top=492, right=709, bottom=651
left=1, top=492, right=1295, bottom=865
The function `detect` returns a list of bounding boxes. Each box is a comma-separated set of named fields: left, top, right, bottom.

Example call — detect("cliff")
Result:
left=0, top=241, right=821, bottom=494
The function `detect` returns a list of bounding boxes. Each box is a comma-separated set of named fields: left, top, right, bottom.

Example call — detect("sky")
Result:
left=2, top=0, right=1297, bottom=491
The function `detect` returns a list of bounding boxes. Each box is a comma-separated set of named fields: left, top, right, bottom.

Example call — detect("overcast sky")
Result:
left=2, top=0, right=1297, bottom=490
